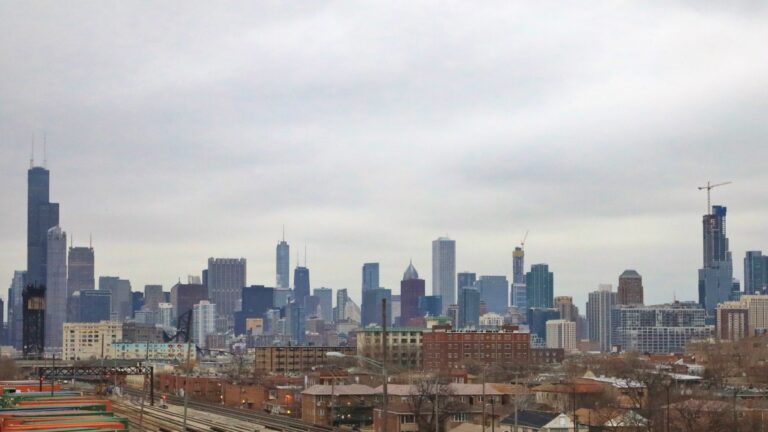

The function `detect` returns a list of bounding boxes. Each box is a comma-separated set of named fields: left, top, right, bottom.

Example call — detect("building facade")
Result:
left=27, top=165, right=59, bottom=286
left=611, top=302, right=708, bottom=353
left=362, top=263, right=380, bottom=292
left=99, top=276, right=132, bottom=323
left=62, top=321, right=122, bottom=361
left=617, top=270, right=644, bottom=305
left=207, top=257, right=246, bottom=326
left=75, top=289, right=111, bottom=323
left=362, top=288, right=392, bottom=327
left=457, top=287, right=480, bottom=328
left=45, top=226, right=67, bottom=348
left=586, top=284, right=617, bottom=352
left=170, top=282, right=208, bottom=322
left=67, top=245, right=94, bottom=295
left=192, top=300, right=217, bottom=348
left=476, top=276, right=509, bottom=314
left=253, top=346, right=357, bottom=373
left=716, top=301, right=749, bottom=341
left=400, top=262, right=425, bottom=326
left=276, top=236, right=290, bottom=289
left=111, top=342, right=196, bottom=362
left=356, top=327, right=423, bottom=368
left=432, top=237, right=456, bottom=313
left=526, top=264, right=554, bottom=308
left=314, top=288, right=333, bottom=322
left=422, top=325, right=531, bottom=371
left=698, top=205, right=733, bottom=314
left=546, top=319, right=576, bottom=352
left=744, top=251, right=768, bottom=295
left=143, top=285, right=164, bottom=311
left=294, top=266, right=310, bottom=307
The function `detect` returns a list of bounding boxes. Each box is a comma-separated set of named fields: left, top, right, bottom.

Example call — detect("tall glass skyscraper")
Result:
left=476, top=275, right=509, bottom=314
left=293, top=266, right=310, bottom=307
left=458, top=287, right=480, bottom=328
left=68, top=245, right=95, bottom=296
left=526, top=264, right=554, bottom=308
left=362, top=263, right=379, bottom=291
left=207, top=257, right=247, bottom=321
left=27, top=165, right=60, bottom=286
left=276, top=233, right=290, bottom=289
left=45, top=226, right=67, bottom=348
left=432, top=237, right=456, bottom=313
left=313, top=287, right=333, bottom=322
left=744, top=251, right=768, bottom=294
left=698, top=205, right=733, bottom=314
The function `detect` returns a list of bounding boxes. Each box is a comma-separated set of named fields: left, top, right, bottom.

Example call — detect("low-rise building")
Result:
left=356, top=327, right=423, bottom=368
left=301, top=384, right=378, bottom=427
left=110, top=342, right=196, bottom=362
left=253, top=346, right=356, bottom=373
left=422, top=325, right=531, bottom=371
left=62, top=321, right=122, bottom=361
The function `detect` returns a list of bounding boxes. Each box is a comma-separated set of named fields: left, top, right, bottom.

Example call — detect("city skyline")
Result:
left=2, top=2, right=768, bottom=314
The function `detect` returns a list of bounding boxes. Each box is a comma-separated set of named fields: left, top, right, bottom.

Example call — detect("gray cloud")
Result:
left=1, top=1, right=767, bottom=310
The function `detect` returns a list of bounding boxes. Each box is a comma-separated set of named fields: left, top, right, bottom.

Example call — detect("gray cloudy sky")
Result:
left=2, top=1, right=768, bottom=312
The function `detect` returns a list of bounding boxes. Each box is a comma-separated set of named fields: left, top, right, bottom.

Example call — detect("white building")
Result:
left=110, top=342, right=196, bottom=362
left=479, top=312, right=504, bottom=328
left=157, top=302, right=174, bottom=330
left=62, top=321, right=122, bottom=361
left=546, top=319, right=576, bottom=352
left=741, top=295, right=768, bottom=334
left=432, top=237, right=456, bottom=313
left=193, top=300, right=216, bottom=348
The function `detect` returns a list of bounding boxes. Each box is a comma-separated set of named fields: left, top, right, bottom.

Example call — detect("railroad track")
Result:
left=113, top=398, right=254, bottom=432
left=121, top=387, right=333, bottom=432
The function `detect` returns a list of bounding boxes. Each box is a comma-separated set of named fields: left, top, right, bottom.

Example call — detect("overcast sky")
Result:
left=1, top=2, right=767, bottom=313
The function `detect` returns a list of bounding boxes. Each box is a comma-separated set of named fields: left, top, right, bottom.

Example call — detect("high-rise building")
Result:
left=526, top=264, right=554, bottom=308
left=143, top=285, right=164, bottom=311
left=45, top=226, right=67, bottom=348
left=293, top=266, right=310, bottom=307
left=67, top=245, right=94, bottom=295
left=99, top=276, right=132, bottom=322
left=400, top=262, right=425, bottom=326
left=617, top=270, right=644, bottom=305
left=744, top=251, right=768, bottom=295
left=362, top=263, right=379, bottom=292
left=513, top=246, right=526, bottom=285
left=716, top=301, right=749, bottom=341
left=27, top=165, right=60, bottom=286
left=22, top=284, right=46, bottom=358
left=170, top=282, right=208, bottom=323
left=362, top=288, right=391, bottom=327
left=527, top=308, right=560, bottom=340
left=192, top=300, right=216, bottom=348
left=273, top=287, right=292, bottom=309
left=554, top=296, right=578, bottom=322
left=546, top=319, right=576, bottom=352
left=131, top=291, right=144, bottom=317
left=611, top=302, right=708, bottom=353
left=475, top=276, right=509, bottom=314
left=335, top=289, right=349, bottom=322
left=457, top=287, right=480, bottom=328
left=276, top=231, right=290, bottom=288
left=157, top=303, right=174, bottom=330
left=418, top=295, right=442, bottom=318
left=432, top=237, right=456, bottom=313
left=740, top=295, right=768, bottom=335
left=587, top=284, right=617, bottom=352
left=698, top=205, right=733, bottom=314
left=304, top=295, right=320, bottom=317
left=7, top=271, right=26, bottom=349
left=285, top=301, right=305, bottom=345
left=457, top=272, right=476, bottom=292
left=74, top=290, right=112, bottom=323
left=313, top=287, right=333, bottom=322
left=511, top=283, right=527, bottom=310
left=207, top=258, right=246, bottom=324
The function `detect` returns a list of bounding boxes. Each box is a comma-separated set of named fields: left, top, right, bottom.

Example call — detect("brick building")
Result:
left=356, top=327, right=423, bottom=368
left=253, top=346, right=356, bottom=373
left=422, top=325, right=531, bottom=371
left=301, top=384, right=378, bottom=427
left=716, top=302, right=749, bottom=341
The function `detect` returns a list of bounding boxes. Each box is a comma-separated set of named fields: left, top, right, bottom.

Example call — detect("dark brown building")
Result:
left=253, top=346, right=356, bottom=373
left=400, top=262, right=425, bottom=326
left=716, top=304, right=749, bottom=341
left=170, top=283, right=208, bottom=322
left=617, top=269, right=644, bottom=305
left=422, top=325, right=530, bottom=371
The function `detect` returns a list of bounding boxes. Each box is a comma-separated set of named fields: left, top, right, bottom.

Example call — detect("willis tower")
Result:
left=28, top=162, right=59, bottom=285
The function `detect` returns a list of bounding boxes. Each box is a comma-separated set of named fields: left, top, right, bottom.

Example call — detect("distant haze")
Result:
left=1, top=2, right=767, bottom=311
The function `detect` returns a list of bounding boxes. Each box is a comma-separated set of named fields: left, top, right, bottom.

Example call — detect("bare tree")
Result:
left=408, top=376, right=466, bottom=432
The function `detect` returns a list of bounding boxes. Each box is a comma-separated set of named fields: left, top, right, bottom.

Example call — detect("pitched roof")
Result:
left=500, top=410, right=560, bottom=428
left=374, top=383, right=510, bottom=396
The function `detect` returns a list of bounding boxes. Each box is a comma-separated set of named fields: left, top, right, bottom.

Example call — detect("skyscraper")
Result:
left=432, top=237, right=456, bottom=313
left=170, top=282, right=208, bottom=323
left=457, top=272, right=476, bottom=292
left=143, top=285, right=164, bottom=311
left=236, top=285, right=274, bottom=335
left=27, top=165, right=60, bottom=286
left=99, top=276, right=132, bottom=322
left=698, top=206, right=734, bottom=314
left=458, top=287, right=480, bottom=328
left=475, top=276, right=509, bottom=314
left=335, top=289, right=349, bottom=322
left=8, top=270, right=25, bottom=349
left=74, top=290, right=112, bottom=323
left=554, top=296, right=578, bottom=322
left=67, top=245, right=94, bottom=295
left=526, top=264, right=554, bottom=308
left=744, top=251, right=768, bottom=295
left=400, top=261, right=425, bottom=326
left=313, top=287, right=333, bottom=322
left=611, top=302, right=708, bottom=353
left=45, top=226, right=67, bottom=348
left=512, top=246, right=525, bottom=284
left=418, top=295, right=443, bottom=318
left=527, top=307, right=560, bottom=341
left=192, top=300, right=216, bottom=348
left=587, top=284, right=617, bottom=352
left=293, top=265, right=310, bottom=307
left=207, top=258, right=246, bottom=325
left=546, top=319, right=576, bottom=352
left=617, top=270, right=644, bottom=305
left=362, top=288, right=391, bottom=327
left=362, top=263, right=380, bottom=291
left=276, top=233, right=290, bottom=289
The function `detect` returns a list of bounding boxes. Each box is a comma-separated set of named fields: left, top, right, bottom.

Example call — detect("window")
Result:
left=401, top=415, right=416, bottom=424
left=452, top=413, right=468, bottom=422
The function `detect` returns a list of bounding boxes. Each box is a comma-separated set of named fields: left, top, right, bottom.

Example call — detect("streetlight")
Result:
left=326, top=352, right=388, bottom=432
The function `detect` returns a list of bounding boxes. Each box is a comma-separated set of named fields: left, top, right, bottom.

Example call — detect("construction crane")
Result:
left=520, top=230, right=529, bottom=250
left=698, top=181, right=732, bottom=214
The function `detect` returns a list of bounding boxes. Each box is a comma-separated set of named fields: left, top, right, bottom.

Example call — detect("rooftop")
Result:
left=302, top=384, right=378, bottom=396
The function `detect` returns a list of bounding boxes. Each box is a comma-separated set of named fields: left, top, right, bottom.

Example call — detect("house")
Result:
left=575, top=408, right=647, bottom=431
left=301, top=384, right=378, bottom=427
left=499, top=411, right=587, bottom=432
